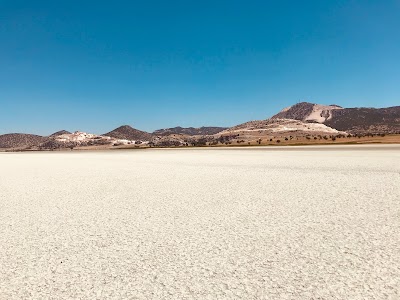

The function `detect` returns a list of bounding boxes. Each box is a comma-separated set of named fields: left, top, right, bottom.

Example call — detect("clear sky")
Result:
left=1, top=0, right=399, bottom=135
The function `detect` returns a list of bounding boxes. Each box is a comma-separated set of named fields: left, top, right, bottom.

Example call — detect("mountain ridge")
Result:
left=153, top=126, right=227, bottom=136
left=49, top=130, right=71, bottom=137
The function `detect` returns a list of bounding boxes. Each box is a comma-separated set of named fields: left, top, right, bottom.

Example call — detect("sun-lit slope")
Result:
left=222, top=118, right=345, bottom=135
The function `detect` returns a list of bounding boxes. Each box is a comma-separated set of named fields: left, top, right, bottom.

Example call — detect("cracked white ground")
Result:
left=1, top=145, right=399, bottom=299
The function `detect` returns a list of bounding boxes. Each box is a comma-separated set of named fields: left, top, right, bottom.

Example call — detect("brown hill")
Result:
left=271, top=102, right=343, bottom=123
left=272, top=102, right=315, bottom=120
left=0, top=133, right=47, bottom=149
left=271, top=102, right=400, bottom=134
left=103, top=125, right=153, bottom=141
left=49, top=130, right=71, bottom=137
left=153, top=126, right=227, bottom=136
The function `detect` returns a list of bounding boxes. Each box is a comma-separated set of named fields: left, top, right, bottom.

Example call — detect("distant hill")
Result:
left=222, top=118, right=344, bottom=136
left=153, top=126, right=227, bottom=136
left=49, top=130, right=71, bottom=137
left=0, top=133, right=47, bottom=149
left=104, top=125, right=153, bottom=141
left=41, top=131, right=117, bottom=149
left=271, top=102, right=343, bottom=123
left=271, top=102, right=400, bottom=134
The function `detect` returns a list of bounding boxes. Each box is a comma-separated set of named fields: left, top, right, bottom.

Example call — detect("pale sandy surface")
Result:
left=1, top=145, right=400, bottom=299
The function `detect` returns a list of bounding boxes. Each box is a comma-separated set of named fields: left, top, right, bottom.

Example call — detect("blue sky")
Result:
left=1, top=0, right=399, bottom=135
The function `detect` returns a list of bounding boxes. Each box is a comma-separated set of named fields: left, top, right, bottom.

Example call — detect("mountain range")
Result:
left=153, top=126, right=227, bottom=136
left=1, top=102, right=399, bottom=150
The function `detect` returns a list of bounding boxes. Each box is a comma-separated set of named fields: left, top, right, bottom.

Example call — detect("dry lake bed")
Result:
left=1, top=145, right=399, bottom=299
